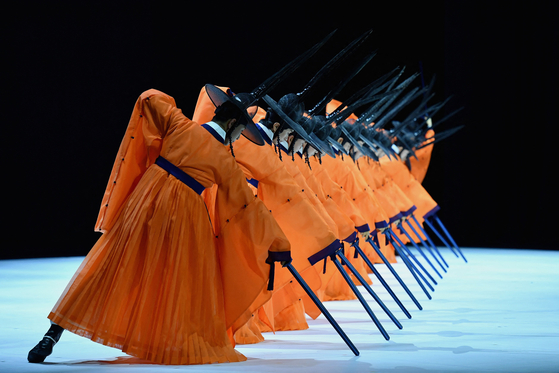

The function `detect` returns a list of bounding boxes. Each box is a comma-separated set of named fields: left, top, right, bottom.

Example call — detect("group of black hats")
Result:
left=204, top=29, right=464, bottom=160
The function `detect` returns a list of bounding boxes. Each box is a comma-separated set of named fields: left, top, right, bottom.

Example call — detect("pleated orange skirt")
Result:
left=49, top=165, right=245, bottom=365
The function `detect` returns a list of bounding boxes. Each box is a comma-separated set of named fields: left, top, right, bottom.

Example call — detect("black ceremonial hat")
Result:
left=205, top=30, right=335, bottom=145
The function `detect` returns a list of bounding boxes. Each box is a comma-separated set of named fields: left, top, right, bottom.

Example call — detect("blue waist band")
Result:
left=155, top=156, right=206, bottom=195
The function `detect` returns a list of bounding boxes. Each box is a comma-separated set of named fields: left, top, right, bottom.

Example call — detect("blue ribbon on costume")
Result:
left=350, top=235, right=361, bottom=259
left=155, top=156, right=205, bottom=195
left=423, top=205, right=441, bottom=219
left=308, top=239, right=343, bottom=274
left=389, top=213, right=403, bottom=225
left=342, top=231, right=360, bottom=259
left=374, top=221, right=389, bottom=230
left=343, top=231, right=358, bottom=243
left=356, top=223, right=370, bottom=233
left=371, top=231, right=383, bottom=248
left=246, top=178, right=259, bottom=189
left=403, top=205, right=417, bottom=217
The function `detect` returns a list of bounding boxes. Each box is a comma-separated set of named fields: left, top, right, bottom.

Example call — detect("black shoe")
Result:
left=28, top=324, right=64, bottom=363
left=28, top=336, right=56, bottom=363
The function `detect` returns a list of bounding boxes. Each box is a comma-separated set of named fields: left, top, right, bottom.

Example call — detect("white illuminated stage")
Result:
left=2, top=248, right=558, bottom=373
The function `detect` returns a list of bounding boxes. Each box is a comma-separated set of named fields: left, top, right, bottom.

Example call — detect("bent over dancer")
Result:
left=28, top=89, right=291, bottom=365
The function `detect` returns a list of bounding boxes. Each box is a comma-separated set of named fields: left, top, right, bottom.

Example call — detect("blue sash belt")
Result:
left=155, top=156, right=205, bottom=195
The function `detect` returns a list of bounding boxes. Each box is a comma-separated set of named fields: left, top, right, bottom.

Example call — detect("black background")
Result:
left=3, top=1, right=558, bottom=259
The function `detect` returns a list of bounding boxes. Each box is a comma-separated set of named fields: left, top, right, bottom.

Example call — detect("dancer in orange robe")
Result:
left=233, top=136, right=340, bottom=330
left=258, top=95, right=372, bottom=301
left=239, top=99, right=376, bottom=308
left=193, top=87, right=343, bottom=338
left=31, top=89, right=291, bottom=365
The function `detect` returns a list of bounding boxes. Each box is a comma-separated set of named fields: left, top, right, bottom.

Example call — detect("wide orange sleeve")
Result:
left=296, top=155, right=357, bottom=242
left=147, top=90, right=292, bottom=334
left=354, top=158, right=402, bottom=222
left=95, top=89, right=175, bottom=233
left=362, top=160, right=415, bottom=215
left=380, top=156, right=438, bottom=219
left=407, top=129, right=435, bottom=183
left=203, top=149, right=290, bottom=332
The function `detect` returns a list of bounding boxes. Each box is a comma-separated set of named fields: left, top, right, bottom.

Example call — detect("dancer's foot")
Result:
left=28, top=324, right=64, bottom=363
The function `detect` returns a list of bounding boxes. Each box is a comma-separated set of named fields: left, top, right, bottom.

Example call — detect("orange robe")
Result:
left=311, top=156, right=374, bottom=266
left=272, top=147, right=355, bottom=301
left=295, top=155, right=356, bottom=242
left=191, top=86, right=338, bottom=333
left=49, top=89, right=290, bottom=365
left=294, top=153, right=372, bottom=288
left=309, top=155, right=389, bottom=268
left=407, top=129, right=435, bottom=183
left=232, top=136, right=341, bottom=331
left=357, top=158, right=421, bottom=243
left=380, top=155, right=440, bottom=225
left=309, top=156, right=368, bottom=235
left=321, top=154, right=397, bottom=263
left=279, top=147, right=341, bottom=238
left=321, top=155, right=389, bottom=230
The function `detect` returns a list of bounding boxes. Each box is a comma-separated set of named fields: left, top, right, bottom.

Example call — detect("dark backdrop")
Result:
left=3, top=1, right=558, bottom=259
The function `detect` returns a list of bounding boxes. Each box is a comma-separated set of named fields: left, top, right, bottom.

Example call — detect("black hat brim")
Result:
left=204, top=84, right=265, bottom=146
left=360, top=132, right=394, bottom=160
left=357, top=134, right=380, bottom=161
left=327, top=135, right=348, bottom=155
left=261, top=95, right=321, bottom=151
left=309, top=132, right=336, bottom=158
left=340, top=126, right=377, bottom=159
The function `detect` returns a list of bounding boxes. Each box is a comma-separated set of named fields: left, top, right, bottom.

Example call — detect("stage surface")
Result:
left=1, top=248, right=558, bottom=373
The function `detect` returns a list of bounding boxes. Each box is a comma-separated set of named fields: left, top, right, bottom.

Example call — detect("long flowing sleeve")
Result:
left=407, top=129, right=435, bottom=183
left=95, top=89, right=176, bottom=232
left=380, top=156, right=439, bottom=220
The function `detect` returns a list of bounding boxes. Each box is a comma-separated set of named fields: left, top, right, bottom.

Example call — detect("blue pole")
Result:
left=285, top=263, right=359, bottom=356
left=330, top=255, right=391, bottom=340
left=387, top=228, right=437, bottom=288
left=432, top=214, right=467, bottom=263
left=384, top=230, right=433, bottom=299
left=398, top=222, right=443, bottom=279
left=405, top=219, right=447, bottom=272
left=337, top=250, right=403, bottom=329
left=366, top=236, right=424, bottom=309
left=423, top=216, right=459, bottom=258
left=411, top=214, right=448, bottom=267
left=351, top=240, right=413, bottom=318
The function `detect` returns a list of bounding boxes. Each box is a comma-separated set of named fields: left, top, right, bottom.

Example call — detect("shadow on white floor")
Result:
left=2, top=248, right=559, bottom=373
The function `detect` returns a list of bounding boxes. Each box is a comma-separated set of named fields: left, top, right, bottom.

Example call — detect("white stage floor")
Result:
left=2, top=248, right=558, bottom=373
